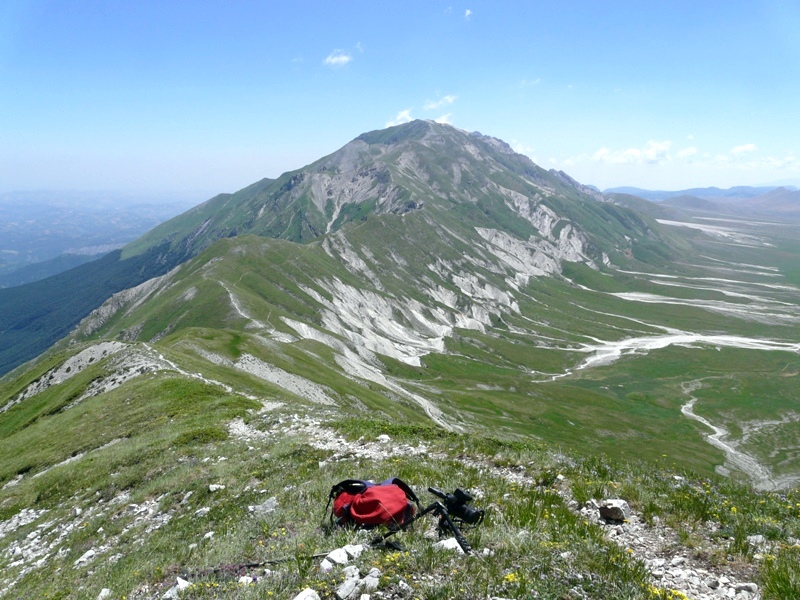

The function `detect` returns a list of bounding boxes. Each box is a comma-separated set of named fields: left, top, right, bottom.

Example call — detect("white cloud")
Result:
left=386, top=109, right=414, bottom=127
left=557, top=141, right=800, bottom=190
left=512, top=141, right=535, bottom=155
left=512, top=141, right=538, bottom=162
left=592, top=148, right=610, bottom=161
left=465, top=9, right=472, bottom=19
left=519, top=78, right=541, bottom=88
left=737, top=153, right=800, bottom=171
left=642, top=140, right=671, bottom=163
left=731, top=143, right=757, bottom=155
left=324, top=49, right=352, bottom=67
left=423, top=95, right=458, bottom=110
left=356, top=42, right=364, bottom=53
left=434, top=113, right=452, bottom=125
left=591, top=141, right=672, bottom=165
left=622, top=148, right=642, bottom=163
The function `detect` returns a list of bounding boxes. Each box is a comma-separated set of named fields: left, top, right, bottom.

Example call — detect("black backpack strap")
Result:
left=323, top=479, right=372, bottom=524
left=330, top=479, right=370, bottom=499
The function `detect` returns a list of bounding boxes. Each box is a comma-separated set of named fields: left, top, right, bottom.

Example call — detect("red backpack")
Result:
left=327, top=478, right=420, bottom=528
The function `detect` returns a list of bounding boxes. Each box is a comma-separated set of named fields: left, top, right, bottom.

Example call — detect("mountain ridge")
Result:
left=0, top=119, right=680, bottom=375
left=3, top=119, right=798, bottom=481
left=2, top=120, right=800, bottom=597
left=124, top=120, right=667, bottom=267
left=603, top=185, right=787, bottom=201
left=610, top=184, right=800, bottom=220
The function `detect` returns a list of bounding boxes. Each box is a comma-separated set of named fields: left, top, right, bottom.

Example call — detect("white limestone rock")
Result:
left=342, top=565, right=360, bottom=579
left=248, top=496, right=278, bottom=517
left=74, top=549, right=96, bottom=566
left=599, top=499, right=630, bottom=522
left=344, top=544, right=366, bottom=558
left=433, top=537, right=466, bottom=554
left=327, top=547, right=349, bottom=565
left=363, top=575, right=380, bottom=591
left=336, top=577, right=363, bottom=600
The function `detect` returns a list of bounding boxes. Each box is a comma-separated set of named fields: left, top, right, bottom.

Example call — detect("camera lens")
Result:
left=453, top=489, right=473, bottom=503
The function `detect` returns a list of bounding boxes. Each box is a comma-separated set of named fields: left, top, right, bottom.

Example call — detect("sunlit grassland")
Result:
left=2, top=396, right=799, bottom=599
left=8, top=213, right=800, bottom=504
left=0, top=374, right=259, bottom=512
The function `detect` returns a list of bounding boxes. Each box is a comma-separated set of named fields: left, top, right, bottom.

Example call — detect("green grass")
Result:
left=0, top=373, right=258, bottom=502
left=3, top=405, right=798, bottom=599
left=40, top=215, right=800, bottom=483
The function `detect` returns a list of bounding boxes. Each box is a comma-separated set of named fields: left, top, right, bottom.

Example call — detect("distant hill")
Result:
left=606, top=185, right=800, bottom=221
left=660, top=195, right=722, bottom=211
left=0, top=242, right=181, bottom=376
left=604, top=185, right=783, bottom=201
left=0, top=252, right=103, bottom=288
left=746, top=186, right=800, bottom=215
left=605, top=192, right=677, bottom=219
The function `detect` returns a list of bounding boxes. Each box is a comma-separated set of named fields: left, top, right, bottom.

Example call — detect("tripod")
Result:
left=369, top=496, right=474, bottom=555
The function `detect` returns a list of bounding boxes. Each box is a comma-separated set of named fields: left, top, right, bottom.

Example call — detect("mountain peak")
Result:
left=469, top=130, right=516, bottom=155
left=124, top=120, right=661, bottom=274
left=356, top=119, right=441, bottom=146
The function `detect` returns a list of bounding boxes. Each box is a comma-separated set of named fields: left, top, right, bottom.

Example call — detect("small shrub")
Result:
left=174, top=426, right=228, bottom=446
left=762, top=546, right=800, bottom=600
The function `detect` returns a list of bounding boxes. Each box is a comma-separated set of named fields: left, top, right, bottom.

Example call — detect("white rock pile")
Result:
left=577, top=499, right=762, bottom=600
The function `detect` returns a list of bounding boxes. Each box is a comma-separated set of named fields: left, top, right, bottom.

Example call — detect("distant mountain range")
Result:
left=603, top=185, right=793, bottom=201
left=0, top=191, right=198, bottom=287
left=605, top=185, right=800, bottom=220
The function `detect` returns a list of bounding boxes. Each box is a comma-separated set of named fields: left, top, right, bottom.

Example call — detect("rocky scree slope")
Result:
left=0, top=118, right=670, bottom=380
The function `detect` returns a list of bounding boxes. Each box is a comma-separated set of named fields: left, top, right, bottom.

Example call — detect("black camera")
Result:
left=428, top=487, right=484, bottom=525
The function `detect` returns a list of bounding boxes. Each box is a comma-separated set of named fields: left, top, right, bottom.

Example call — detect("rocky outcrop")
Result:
left=73, top=267, right=180, bottom=337
left=1, top=341, right=128, bottom=413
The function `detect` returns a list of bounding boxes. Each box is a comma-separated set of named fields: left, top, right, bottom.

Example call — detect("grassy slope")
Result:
left=2, top=129, right=800, bottom=596
left=0, top=243, right=185, bottom=377
left=61, top=204, right=800, bottom=483
left=1, top=226, right=799, bottom=597
left=1, top=362, right=799, bottom=599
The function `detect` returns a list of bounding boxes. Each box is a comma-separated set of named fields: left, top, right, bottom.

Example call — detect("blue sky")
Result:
left=2, top=1, right=799, bottom=198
